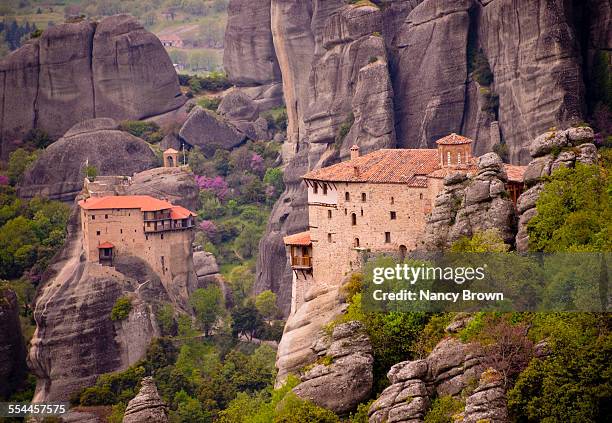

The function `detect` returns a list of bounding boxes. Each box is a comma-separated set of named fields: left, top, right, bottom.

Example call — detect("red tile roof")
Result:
left=504, top=164, right=526, bottom=183
left=98, top=242, right=114, bottom=249
left=170, top=205, right=197, bottom=219
left=436, top=133, right=473, bottom=145
left=79, top=195, right=195, bottom=215
left=303, top=149, right=441, bottom=185
left=164, top=148, right=179, bottom=154
left=283, top=231, right=311, bottom=246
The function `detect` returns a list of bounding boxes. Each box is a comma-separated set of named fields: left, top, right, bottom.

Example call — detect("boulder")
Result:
left=218, top=90, right=260, bottom=121
left=0, top=15, right=184, bottom=158
left=18, top=119, right=158, bottom=202
left=123, top=377, right=168, bottom=423
left=178, top=107, right=246, bottom=156
left=528, top=130, right=569, bottom=157
left=458, top=368, right=508, bottom=423
left=293, top=321, right=374, bottom=415
left=126, top=167, right=200, bottom=211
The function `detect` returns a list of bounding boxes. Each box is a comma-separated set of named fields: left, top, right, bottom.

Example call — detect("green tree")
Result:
left=255, top=290, right=278, bottom=321
left=7, top=148, right=38, bottom=185
left=263, top=167, right=284, bottom=197
left=528, top=163, right=611, bottom=252
left=156, top=303, right=176, bottom=336
left=227, top=265, right=254, bottom=306
left=231, top=300, right=263, bottom=341
left=450, top=229, right=510, bottom=252
left=188, top=146, right=207, bottom=175
left=189, top=287, right=223, bottom=337
left=110, top=296, right=132, bottom=321
left=274, top=392, right=339, bottom=423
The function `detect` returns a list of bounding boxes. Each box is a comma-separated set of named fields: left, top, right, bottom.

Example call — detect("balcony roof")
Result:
left=283, top=231, right=311, bottom=246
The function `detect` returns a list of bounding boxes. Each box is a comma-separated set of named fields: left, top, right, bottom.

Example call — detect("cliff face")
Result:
left=226, top=0, right=610, bottom=314
left=28, top=190, right=197, bottom=402
left=0, top=14, right=184, bottom=158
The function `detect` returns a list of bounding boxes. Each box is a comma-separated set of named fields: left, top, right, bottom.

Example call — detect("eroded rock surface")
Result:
left=424, top=153, right=516, bottom=249
left=0, top=14, right=184, bottom=158
left=293, top=321, right=373, bottom=415
left=457, top=368, right=508, bottom=423
left=123, top=377, right=169, bottom=423
left=178, top=106, right=246, bottom=156
left=17, top=119, right=158, bottom=202
left=369, top=337, right=485, bottom=423
left=516, top=126, right=597, bottom=251
left=126, top=167, right=200, bottom=211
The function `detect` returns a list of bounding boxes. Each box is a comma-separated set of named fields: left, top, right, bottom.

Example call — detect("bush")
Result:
left=274, top=392, right=339, bottom=423
left=85, top=165, right=98, bottom=182
left=24, top=128, right=53, bottom=148
left=424, top=396, right=464, bottom=423
left=119, top=121, right=163, bottom=144
left=527, top=163, right=611, bottom=252
left=334, top=112, right=354, bottom=150
left=197, top=96, right=222, bottom=111
left=110, top=297, right=132, bottom=321
left=7, top=148, right=38, bottom=185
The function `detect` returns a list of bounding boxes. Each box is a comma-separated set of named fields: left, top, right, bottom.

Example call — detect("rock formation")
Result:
left=369, top=337, right=485, bottom=423
left=193, top=251, right=221, bottom=286
left=0, top=14, right=184, bottom=158
left=217, top=90, right=271, bottom=141
left=293, top=321, right=374, bottom=415
left=424, top=153, right=516, bottom=250
left=28, top=181, right=198, bottom=402
left=123, top=377, right=169, bottom=423
left=456, top=368, right=509, bottom=423
left=126, top=167, right=200, bottom=212
left=240, top=0, right=610, bottom=314
left=178, top=106, right=246, bottom=157
left=516, top=126, right=598, bottom=251
left=17, top=118, right=158, bottom=202
left=0, top=288, right=27, bottom=399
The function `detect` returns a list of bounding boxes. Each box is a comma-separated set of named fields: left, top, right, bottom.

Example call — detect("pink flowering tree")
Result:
left=250, top=153, right=265, bottom=174
left=0, top=175, right=9, bottom=186
left=199, top=220, right=217, bottom=239
left=195, top=175, right=230, bottom=201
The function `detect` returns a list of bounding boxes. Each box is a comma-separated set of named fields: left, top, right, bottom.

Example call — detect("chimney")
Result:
left=353, top=165, right=360, bottom=177
left=350, top=144, right=360, bottom=160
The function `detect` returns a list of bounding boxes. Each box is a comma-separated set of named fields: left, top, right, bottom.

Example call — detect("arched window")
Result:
left=399, top=245, right=407, bottom=260
left=345, top=192, right=350, bottom=201
left=361, top=193, right=367, bottom=202
left=354, top=238, right=360, bottom=247
left=360, top=208, right=364, bottom=216
left=351, top=213, right=357, bottom=226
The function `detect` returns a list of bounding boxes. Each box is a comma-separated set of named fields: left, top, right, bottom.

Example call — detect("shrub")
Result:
left=85, top=165, right=98, bottom=182
left=468, top=48, right=493, bottom=86
left=119, top=121, right=163, bottom=144
left=274, top=392, right=339, bottom=423
left=261, top=107, right=288, bottom=131
left=110, top=296, right=132, bottom=321
left=492, top=142, right=509, bottom=162
left=7, top=148, right=38, bottom=185
left=197, top=96, right=222, bottom=111
left=424, top=396, right=464, bottom=423
left=334, top=112, right=354, bottom=150
left=450, top=230, right=510, bottom=253
left=24, top=128, right=53, bottom=148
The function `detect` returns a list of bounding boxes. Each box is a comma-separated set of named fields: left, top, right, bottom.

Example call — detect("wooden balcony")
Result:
left=291, top=255, right=312, bottom=269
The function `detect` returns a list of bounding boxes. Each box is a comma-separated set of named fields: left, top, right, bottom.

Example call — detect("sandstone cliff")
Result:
left=18, top=119, right=158, bottom=202
left=123, top=377, right=169, bottom=423
left=0, top=14, right=184, bottom=158
left=246, top=0, right=610, bottom=314
left=28, top=188, right=197, bottom=402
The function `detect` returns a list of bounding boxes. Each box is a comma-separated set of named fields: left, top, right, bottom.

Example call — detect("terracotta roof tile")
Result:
left=303, top=149, right=441, bottom=185
left=164, top=148, right=179, bottom=154
left=283, top=231, right=311, bottom=246
left=79, top=195, right=195, bottom=214
left=436, top=133, right=473, bottom=145
left=170, top=205, right=197, bottom=219
left=504, top=164, right=527, bottom=183
left=98, top=242, right=114, bottom=249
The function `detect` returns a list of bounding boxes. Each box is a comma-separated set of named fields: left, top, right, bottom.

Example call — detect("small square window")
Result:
left=361, top=193, right=367, bottom=202
left=385, top=232, right=391, bottom=243
left=345, top=192, right=350, bottom=201
left=92, top=215, right=95, bottom=220
left=120, top=229, right=123, bottom=234
left=390, top=211, right=397, bottom=220
left=313, top=185, right=318, bottom=194
left=328, top=233, right=332, bottom=243
left=327, top=210, right=332, bottom=219
left=105, top=214, right=108, bottom=219
left=96, top=231, right=100, bottom=236
left=323, top=184, right=328, bottom=195
left=344, top=209, right=347, bottom=215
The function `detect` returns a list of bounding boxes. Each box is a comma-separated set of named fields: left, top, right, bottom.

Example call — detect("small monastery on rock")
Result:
left=284, top=134, right=526, bottom=314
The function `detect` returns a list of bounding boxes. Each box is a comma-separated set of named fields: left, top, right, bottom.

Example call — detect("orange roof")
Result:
left=98, top=242, right=114, bottom=249
left=79, top=195, right=195, bottom=215
left=170, top=205, right=197, bottom=219
left=303, top=149, right=441, bottom=185
left=436, top=133, right=473, bottom=145
left=164, top=148, right=179, bottom=154
left=283, top=231, right=311, bottom=246
left=504, top=164, right=526, bottom=183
